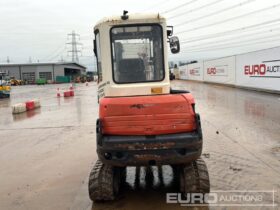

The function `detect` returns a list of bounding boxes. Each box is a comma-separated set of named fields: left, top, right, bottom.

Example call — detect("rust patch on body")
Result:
left=134, top=154, right=161, bottom=161
left=130, top=104, right=145, bottom=109
left=115, top=142, right=175, bottom=150
left=130, top=104, right=156, bottom=109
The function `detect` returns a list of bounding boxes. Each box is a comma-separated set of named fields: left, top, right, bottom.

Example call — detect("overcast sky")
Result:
left=0, top=0, right=280, bottom=70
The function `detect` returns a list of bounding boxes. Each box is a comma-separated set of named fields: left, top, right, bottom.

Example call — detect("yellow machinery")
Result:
left=0, top=72, right=11, bottom=98
left=10, top=77, right=24, bottom=86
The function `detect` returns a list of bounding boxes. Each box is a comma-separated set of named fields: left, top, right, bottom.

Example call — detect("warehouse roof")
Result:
left=0, top=62, right=86, bottom=69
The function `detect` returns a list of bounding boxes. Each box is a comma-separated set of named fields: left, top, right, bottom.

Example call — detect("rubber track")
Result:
left=88, top=159, right=115, bottom=201
left=182, top=158, right=210, bottom=194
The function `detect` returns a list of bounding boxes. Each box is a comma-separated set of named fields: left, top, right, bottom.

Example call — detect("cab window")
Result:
left=111, top=25, right=165, bottom=84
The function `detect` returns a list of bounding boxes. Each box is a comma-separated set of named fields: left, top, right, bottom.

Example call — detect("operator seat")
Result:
left=117, top=58, right=146, bottom=83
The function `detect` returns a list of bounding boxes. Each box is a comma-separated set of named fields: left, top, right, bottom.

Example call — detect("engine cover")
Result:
left=99, top=93, right=196, bottom=135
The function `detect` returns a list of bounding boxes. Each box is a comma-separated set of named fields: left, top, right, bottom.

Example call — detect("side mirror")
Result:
left=169, top=36, right=180, bottom=54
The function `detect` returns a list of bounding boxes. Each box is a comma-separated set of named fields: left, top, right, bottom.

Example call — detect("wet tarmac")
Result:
left=0, top=81, right=279, bottom=210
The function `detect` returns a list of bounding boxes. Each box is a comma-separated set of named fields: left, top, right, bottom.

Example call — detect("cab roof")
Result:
left=94, top=13, right=166, bottom=29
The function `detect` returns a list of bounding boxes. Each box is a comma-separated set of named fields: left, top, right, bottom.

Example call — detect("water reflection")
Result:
left=244, top=98, right=266, bottom=118
left=12, top=109, right=41, bottom=122
left=173, top=81, right=279, bottom=122
left=0, top=97, right=11, bottom=108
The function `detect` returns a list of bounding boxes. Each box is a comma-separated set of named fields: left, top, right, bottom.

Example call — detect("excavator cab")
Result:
left=88, top=11, right=210, bottom=202
left=94, top=12, right=179, bottom=99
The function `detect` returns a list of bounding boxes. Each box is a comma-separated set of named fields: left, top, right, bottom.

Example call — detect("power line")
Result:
left=82, top=46, right=93, bottom=50
left=180, top=34, right=280, bottom=55
left=179, top=19, right=280, bottom=42
left=179, top=39, right=280, bottom=54
left=40, top=43, right=66, bottom=61
left=174, top=0, right=256, bottom=26
left=141, top=0, right=172, bottom=12
left=168, top=0, right=226, bottom=20
left=162, top=0, right=199, bottom=14
left=181, top=26, right=280, bottom=47
left=179, top=34, right=280, bottom=53
left=79, top=34, right=94, bottom=40
left=183, top=32, right=280, bottom=51
left=176, top=3, right=280, bottom=33
left=80, top=55, right=94, bottom=57
left=67, top=30, right=82, bottom=63
left=47, top=46, right=67, bottom=62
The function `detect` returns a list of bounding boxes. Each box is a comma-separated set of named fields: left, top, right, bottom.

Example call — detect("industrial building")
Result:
left=0, top=62, right=86, bottom=84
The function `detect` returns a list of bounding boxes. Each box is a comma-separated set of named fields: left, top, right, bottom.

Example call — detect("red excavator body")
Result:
left=96, top=92, right=202, bottom=167
left=99, top=93, right=196, bottom=136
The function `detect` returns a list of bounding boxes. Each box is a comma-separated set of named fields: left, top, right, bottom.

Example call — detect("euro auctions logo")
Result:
left=207, top=68, right=216, bottom=75
left=244, top=64, right=266, bottom=76
left=244, top=60, right=280, bottom=78
left=189, top=69, right=196, bottom=75
left=207, top=65, right=228, bottom=76
left=189, top=68, right=200, bottom=76
left=166, top=190, right=277, bottom=207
